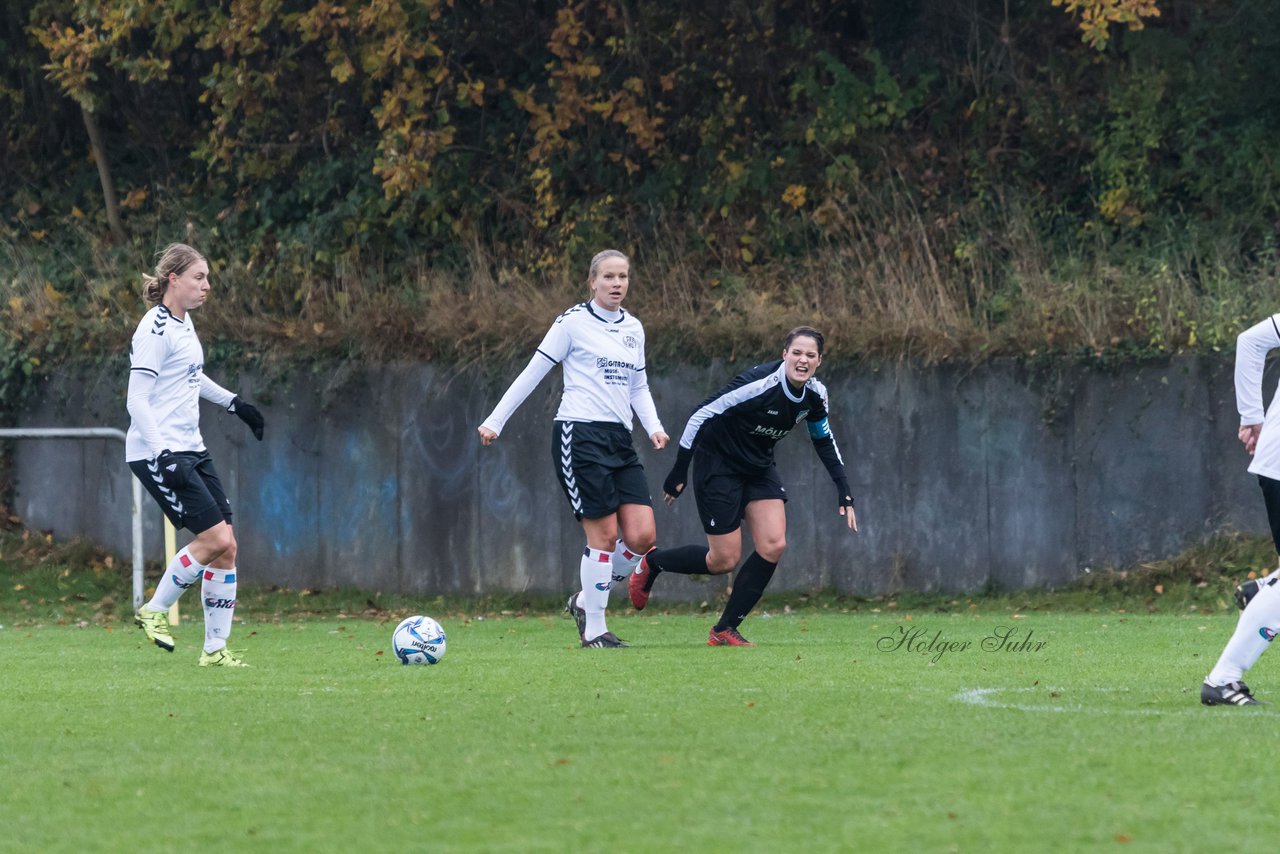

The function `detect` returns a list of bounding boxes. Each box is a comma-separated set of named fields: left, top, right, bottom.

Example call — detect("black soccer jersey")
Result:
left=678, top=360, right=847, bottom=483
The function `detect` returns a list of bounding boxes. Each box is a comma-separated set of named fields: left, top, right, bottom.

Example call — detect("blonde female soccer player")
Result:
left=478, top=250, right=667, bottom=647
left=127, top=243, right=264, bottom=666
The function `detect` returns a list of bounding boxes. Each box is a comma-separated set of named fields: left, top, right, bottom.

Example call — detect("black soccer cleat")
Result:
left=1200, top=680, right=1264, bottom=706
left=1235, top=576, right=1278, bottom=610
left=1235, top=579, right=1261, bottom=611
left=565, top=594, right=587, bottom=640
left=581, top=631, right=629, bottom=648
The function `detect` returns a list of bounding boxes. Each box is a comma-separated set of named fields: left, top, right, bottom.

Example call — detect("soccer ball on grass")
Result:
left=392, top=615, right=447, bottom=665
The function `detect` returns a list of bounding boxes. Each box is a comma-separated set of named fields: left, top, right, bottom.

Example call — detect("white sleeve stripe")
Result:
left=679, top=375, right=776, bottom=449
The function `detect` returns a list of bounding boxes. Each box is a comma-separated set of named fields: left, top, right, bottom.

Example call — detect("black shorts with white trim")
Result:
left=552, top=420, right=652, bottom=520
left=129, top=450, right=233, bottom=534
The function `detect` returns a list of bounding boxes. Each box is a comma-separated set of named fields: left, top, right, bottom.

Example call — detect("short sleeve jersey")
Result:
left=125, top=304, right=207, bottom=460
left=679, top=359, right=842, bottom=474
left=537, top=302, right=651, bottom=429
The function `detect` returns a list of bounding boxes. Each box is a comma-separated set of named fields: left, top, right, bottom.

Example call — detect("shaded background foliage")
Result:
left=2, top=0, right=1280, bottom=377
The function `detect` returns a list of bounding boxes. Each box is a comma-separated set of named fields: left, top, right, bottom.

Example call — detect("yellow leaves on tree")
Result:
left=351, top=0, right=454, bottom=198
left=782, top=185, right=808, bottom=210
left=513, top=2, right=665, bottom=233
left=34, top=1, right=196, bottom=109
left=1052, top=0, right=1161, bottom=50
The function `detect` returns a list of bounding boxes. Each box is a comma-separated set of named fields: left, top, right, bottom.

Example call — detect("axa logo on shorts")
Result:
left=1260, top=627, right=1278, bottom=642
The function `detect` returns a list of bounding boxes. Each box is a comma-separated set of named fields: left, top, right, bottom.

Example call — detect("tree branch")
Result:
left=80, top=104, right=126, bottom=243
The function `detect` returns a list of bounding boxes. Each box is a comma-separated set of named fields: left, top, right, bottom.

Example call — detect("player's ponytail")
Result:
left=143, top=242, right=205, bottom=304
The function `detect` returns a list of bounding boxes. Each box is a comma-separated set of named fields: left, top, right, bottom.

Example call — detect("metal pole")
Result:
left=0, top=427, right=144, bottom=607
left=132, top=477, right=145, bottom=609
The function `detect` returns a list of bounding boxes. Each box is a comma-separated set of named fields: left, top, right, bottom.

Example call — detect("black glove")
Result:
left=835, top=478, right=854, bottom=510
left=229, top=396, right=265, bottom=441
left=153, top=450, right=190, bottom=490
left=663, top=447, right=694, bottom=499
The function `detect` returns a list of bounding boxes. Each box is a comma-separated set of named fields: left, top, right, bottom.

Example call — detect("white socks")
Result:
left=579, top=547, right=612, bottom=640
left=201, top=568, right=238, bottom=654
left=1207, top=579, right=1280, bottom=685
left=574, top=542, right=642, bottom=638
left=610, top=540, right=642, bottom=590
left=145, top=546, right=203, bottom=612
left=142, top=545, right=240, bottom=655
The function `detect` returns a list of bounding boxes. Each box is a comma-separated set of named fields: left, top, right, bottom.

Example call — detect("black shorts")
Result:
left=552, top=421, right=653, bottom=520
left=129, top=451, right=233, bottom=535
left=691, top=447, right=787, bottom=535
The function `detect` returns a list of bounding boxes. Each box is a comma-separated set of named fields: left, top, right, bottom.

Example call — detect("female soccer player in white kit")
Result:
left=477, top=250, right=668, bottom=647
left=127, top=243, right=265, bottom=666
left=1202, top=314, right=1280, bottom=704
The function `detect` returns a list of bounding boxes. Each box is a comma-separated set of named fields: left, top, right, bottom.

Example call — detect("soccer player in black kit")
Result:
left=629, top=327, right=856, bottom=645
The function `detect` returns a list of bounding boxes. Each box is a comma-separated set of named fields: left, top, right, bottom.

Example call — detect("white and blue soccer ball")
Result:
left=392, top=615, right=447, bottom=665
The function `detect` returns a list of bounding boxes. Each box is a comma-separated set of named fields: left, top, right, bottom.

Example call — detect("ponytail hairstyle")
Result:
left=142, top=243, right=205, bottom=305
left=784, top=325, right=825, bottom=356
left=587, top=249, right=629, bottom=283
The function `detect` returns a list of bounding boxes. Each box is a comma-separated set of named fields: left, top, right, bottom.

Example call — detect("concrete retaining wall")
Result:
left=7, top=356, right=1267, bottom=597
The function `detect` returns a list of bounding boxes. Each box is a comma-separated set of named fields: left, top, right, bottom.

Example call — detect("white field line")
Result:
left=953, top=686, right=1279, bottom=716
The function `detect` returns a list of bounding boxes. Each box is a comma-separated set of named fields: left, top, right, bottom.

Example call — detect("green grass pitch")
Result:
left=2, top=606, right=1277, bottom=851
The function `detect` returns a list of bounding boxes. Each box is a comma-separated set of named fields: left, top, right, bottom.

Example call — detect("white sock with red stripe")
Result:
left=1207, top=579, right=1280, bottom=685
left=580, top=547, right=612, bottom=639
left=201, top=568, right=238, bottom=653
left=610, top=539, right=642, bottom=591
left=144, top=546, right=203, bottom=612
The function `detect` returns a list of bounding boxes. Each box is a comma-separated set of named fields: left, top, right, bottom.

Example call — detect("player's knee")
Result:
left=199, top=525, right=236, bottom=563
left=758, top=537, right=786, bottom=563
left=218, top=537, right=238, bottom=568
left=625, top=531, right=656, bottom=554
left=584, top=517, right=618, bottom=551
left=706, top=550, right=739, bottom=574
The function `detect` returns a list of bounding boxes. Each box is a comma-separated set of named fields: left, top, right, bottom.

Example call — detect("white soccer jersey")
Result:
left=481, top=301, right=664, bottom=436
left=1237, top=314, right=1280, bottom=480
left=125, top=305, right=220, bottom=460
